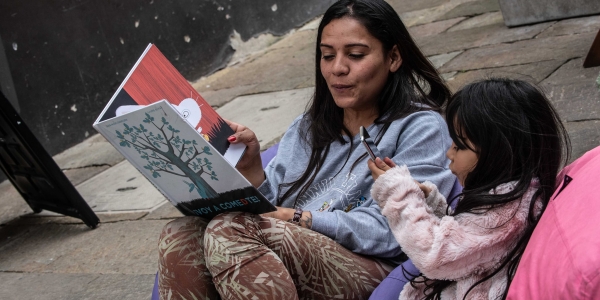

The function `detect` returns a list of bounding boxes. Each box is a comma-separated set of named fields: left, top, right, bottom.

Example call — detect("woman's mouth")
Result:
left=331, top=84, right=352, bottom=92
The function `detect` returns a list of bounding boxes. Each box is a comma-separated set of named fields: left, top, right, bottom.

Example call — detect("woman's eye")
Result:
left=349, top=53, right=364, bottom=59
left=322, top=54, right=334, bottom=61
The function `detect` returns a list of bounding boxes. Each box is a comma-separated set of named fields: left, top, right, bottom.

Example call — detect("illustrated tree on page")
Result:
left=115, top=110, right=219, bottom=199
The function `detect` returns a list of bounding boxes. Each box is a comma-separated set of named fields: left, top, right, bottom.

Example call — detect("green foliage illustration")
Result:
left=115, top=110, right=219, bottom=199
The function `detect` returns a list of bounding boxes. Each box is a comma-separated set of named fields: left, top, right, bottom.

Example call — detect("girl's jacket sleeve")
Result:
left=371, top=165, right=534, bottom=280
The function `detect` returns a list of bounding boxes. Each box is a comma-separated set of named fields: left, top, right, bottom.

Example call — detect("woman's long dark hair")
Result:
left=277, top=0, right=451, bottom=205
left=417, top=78, right=570, bottom=300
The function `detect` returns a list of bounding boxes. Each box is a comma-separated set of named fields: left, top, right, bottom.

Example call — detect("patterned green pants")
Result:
left=158, top=212, right=394, bottom=300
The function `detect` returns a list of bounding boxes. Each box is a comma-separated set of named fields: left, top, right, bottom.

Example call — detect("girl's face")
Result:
left=319, top=17, right=401, bottom=113
left=446, top=139, right=478, bottom=187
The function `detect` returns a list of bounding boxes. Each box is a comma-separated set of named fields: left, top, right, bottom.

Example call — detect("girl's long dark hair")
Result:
left=277, top=0, right=451, bottom=205
left=417, top=78, right=570, bottom=299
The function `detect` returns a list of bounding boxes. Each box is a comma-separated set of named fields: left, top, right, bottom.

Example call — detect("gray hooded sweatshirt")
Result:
left=258, top=110, right=455, bottom=262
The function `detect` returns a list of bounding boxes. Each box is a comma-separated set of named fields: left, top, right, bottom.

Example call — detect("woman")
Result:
left=158, top=1, right=455, bottom=299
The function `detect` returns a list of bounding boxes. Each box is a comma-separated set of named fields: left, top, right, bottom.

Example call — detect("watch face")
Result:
left=293, top=208, right=303, bottom=223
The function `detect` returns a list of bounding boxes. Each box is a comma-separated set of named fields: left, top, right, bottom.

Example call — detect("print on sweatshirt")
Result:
left=296, top=173, right=363, bottom=211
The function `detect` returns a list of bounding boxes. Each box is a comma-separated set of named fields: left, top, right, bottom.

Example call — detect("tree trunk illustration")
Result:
left=115, top=111, right=221, bottom=199
left=161, top=149, right=218, bottom=199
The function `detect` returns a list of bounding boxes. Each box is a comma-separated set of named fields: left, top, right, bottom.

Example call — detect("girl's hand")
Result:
left=415, top=181, right=432, bottom=198
left=261, top=207, right=313, bottom=229
left=225, top=119, right=265, bottom=187
left=367, top=157, right=396, bottom=180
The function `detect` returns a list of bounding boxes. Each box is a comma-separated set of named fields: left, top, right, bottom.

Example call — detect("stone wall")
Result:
left=498, top=0, right=600, bottom=27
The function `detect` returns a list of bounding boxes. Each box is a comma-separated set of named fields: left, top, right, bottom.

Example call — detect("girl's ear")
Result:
left=388, top=45, right=402, bottom=72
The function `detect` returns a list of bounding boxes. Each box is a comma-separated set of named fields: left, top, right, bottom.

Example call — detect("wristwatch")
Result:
left=292, top=207, right=303, bottom=225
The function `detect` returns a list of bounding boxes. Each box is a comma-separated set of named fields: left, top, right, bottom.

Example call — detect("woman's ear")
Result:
left=388, top=45, right=402, bottom=72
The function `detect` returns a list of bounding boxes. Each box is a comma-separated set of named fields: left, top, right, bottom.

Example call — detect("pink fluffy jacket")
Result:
left=371, top=165, right=540, bottom=300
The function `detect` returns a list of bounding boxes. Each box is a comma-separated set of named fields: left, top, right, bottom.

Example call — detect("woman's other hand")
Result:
left=261, top=207, right=313, bottom=229
left=367, top=157, right=395, bottom=180
left=225, top=119, right=265, bottom=187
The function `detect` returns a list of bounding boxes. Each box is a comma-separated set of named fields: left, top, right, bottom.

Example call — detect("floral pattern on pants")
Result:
left=158, top=212, right=394, bottom=300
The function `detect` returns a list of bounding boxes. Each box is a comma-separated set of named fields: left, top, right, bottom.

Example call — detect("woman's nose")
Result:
left=331, top=57, right=349, bottom=76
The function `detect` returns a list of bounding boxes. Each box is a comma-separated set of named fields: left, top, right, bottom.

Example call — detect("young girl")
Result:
left=368, top=78, right=570, bottom=300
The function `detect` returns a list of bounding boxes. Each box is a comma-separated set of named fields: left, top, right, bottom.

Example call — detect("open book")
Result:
left=93, top=44, right=275, bottom=219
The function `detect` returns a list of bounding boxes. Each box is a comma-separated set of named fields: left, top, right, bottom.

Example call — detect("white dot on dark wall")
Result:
left=271, top=4, right=277, bottom=11
left=184, top=35, right=191, bottom=43
left=98, top=52, right=102, bottom=58
left=12, top=42, right=17, bottom=51
left=71, top=105, right=77, bottom=112
left=135, top=20, right=140, bottom=28
left=120, top=37, right=125, bottom=44
left=85, top=131, right=89, bottom=137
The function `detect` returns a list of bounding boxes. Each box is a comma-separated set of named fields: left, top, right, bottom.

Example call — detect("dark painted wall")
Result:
left=0, top=0, right=335, bottom=157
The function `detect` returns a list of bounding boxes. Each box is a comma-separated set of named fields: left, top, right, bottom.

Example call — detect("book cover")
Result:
left=94, top=43, right=244, bottom=166
left=93, top=44, right=276, bottom=219
left=95, top=100, right=276, bottom=219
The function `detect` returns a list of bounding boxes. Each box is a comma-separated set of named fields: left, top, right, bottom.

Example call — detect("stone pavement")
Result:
left=0, top=0, right=599, bottom=299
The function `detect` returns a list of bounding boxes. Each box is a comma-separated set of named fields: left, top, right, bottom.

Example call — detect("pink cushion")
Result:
left=507, top=146, right=600, bottom=299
